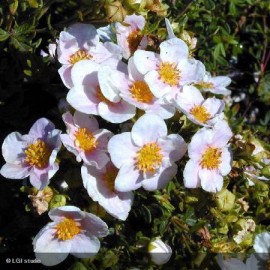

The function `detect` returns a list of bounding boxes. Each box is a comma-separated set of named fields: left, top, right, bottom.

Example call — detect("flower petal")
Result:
left=199, top=169, right=223, bottom=193
left=73, top=111, right=99, bottom=131
left=70, top=234, right=100, bottom=258
left=133, top=50, right=159, bottom=75
left=1, top=163, right=30, bottom=179
left=29, top=118, right=55, bottom=139
left=183, top=160, right=200, bottom=188
left=142, top=165, right=177, bottom=191
left=114, top=162, right=143, bottom=192
left=108, top=133, right=137, bottom=168
left=131, top=114, right=167, bottom=146
left=220, top=148, right=232, bottom=176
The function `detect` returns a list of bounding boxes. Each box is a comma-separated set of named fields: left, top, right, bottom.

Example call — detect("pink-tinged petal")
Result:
left=60, top=134, right=78, bottom=156
left=65, top=23, right=99, bottom=48
left=124, top=14, right=145, bottom=30
left=29, top=118, right=55, bottom=139
left=212, top=120, right=233, bottom=148
left=82, top=151, right=110, bottom=169
left=49, top=206, right=84, bottom=221
left=142, top=165, right=177, bottom=191
left=114, top=162, right=143, bottom=192
left=70, top=234, right=100, bottom=258
left=29, top=170, right=50, bottom=190
left=47, top=160, right=59, bottom=180
left=94, top=129, right=113, bottom=149
left=108, top=133, right=137, bottom=168
left=199, top=169, right=223, bottom=193
left=165, top=18, right=176, bottom=39
left=81, top=212, right=109, bottom=237
left=34, top=224, right=70, bottom=266
left=178, top=59, right=205, bottom=85
left=67, top=85, right=99, bottom=115
left=98, top=100, right=136, bottom=123
left=90, top=42, right=122, bottom=63
left=183, top=160, right=200, bottom=188
left=210, top=76, right=231, bottom=95
left=160, top=38, right=189, bottom=63
left=62, top=111, right=74, bottom=130
left=98, top=65, right=127, bottom=102
left=133, top=50, right=159, bottom=75
left=128, top=56, right=144, bottom=81
left=73, top=111, right=99, bottom=131
left=131, top=114, right=167, bottom=146
left=220, top=148, right=232, bottom=176
left=188, top=128, right=212, bottom=161
left=71, top=60, right=99, bottom=86
left=82, top=165, right=133, bottom=221
left=175, top=85, right=204, bottom=113
left=2, top=132, right=28, bottom=164
left=145, top=70, right=172, bottom=98
left=1, top=163, right=30, bottom=179
left=46, top=129, right=62, bottom=150
left=203, top=97, right=224, bottom=117
left=146, top=103, right=175, bottom=120
left=58, top=65, right=73, bottom=89
left=158, top=134, right=187, bottom=162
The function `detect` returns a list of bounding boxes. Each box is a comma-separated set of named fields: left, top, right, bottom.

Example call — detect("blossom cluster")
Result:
left=0, top=14, right=235, bottom=266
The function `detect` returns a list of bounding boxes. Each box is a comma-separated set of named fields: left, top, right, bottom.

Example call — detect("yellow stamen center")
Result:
left=69, top=49, right=92, bottom=65
left=103, top=165, right=118, bottom=191
left=96, top=86, right=113, bottom=105
left=127, top=30, right=143, bottom=54
left=200, top=147, right=222, bottom=170
left=190, top=105, right=211, bottom=123
left=130, top=81, right=154, bottom=103
left=135, top=143, right=163, bottom=173
left=74, top=128, right=98, bottom=152
left=24, top=139, right=51, bottom=168
left=56, top=218, right=81, bottom=241
left=158, top=62, right=180, bottom=86
left=194, top=81, right=214, bottom=90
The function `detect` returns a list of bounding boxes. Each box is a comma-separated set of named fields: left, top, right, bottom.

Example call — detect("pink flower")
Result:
left=175, top=85, right=224, bottom=126
left=98, top=57, right=175, bottom=119
left=1, top=118, right=61, bottom=190
left=133, top=38, right=205, bottom=102
left=60, top=111, right=112, bottom=169
left=82, top=162, right=134, bottom=220
left=194, top=72, right=231, bottom=96
left=67, top=60, right=136, bottom=123
left=183, top=120, right=233, bottom=193
left=115, top=14, right=147, bottom=59
left=33, top=206, right=109, bottom=266
left=108, top=114, right=187, bottom=192
left=57, top=23, right=122, bottom=88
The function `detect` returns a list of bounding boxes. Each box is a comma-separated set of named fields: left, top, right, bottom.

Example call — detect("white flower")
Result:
left=175, top=85, right=224, bottom=126
left=33, top=206, right=109, bottom=266
left=183, top=120, right=233, bottom=193
left=254, top=232, right=270, bottom=260
left=148, top=238, right=172, bottom=265
left=108, top=113, right=187, bottom=192
left=81, top=162, right=134, bottom=221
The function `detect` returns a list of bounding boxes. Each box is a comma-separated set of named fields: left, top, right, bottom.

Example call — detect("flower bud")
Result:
left=215, top=189, right=235, bottom=212
left=148, top=238, right=172, bottom=265
left=49, top=194, right=66, bottom=209
left=105, top=1, right=127, bottom=22
left=261, top=167, right=270, bottom=178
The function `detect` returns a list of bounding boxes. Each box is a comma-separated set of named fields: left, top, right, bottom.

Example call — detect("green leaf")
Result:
left=10, top=37, right=32, bottom=52
left=0, top=28, right=9, bottom=41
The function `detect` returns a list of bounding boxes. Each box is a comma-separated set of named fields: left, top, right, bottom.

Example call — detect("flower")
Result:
left=217, top=254, right=259, bottom=270
left=175, top=85, right=224, bottom=126
left=1, top=118, right=62, bottom=190
left=108, top=113, right=187, bottom=192
left=57, top=23, right=122, bottom=88
left=254, top=232, right=270, bottom=260
left=60, top=111, right=112, bottom=169
left=81, top=162, right=134, bottom=221
left=194, top=71, right=231, bottom=96
left=33, top=206, right=109, bottom=266
left=148, top=238, right=172, bottom=265
left=115, top=14, right=147, bottom=59
left=98, top=57, right=175, bottom=119
left=67, top=60, right=136, bottom=123
left=183, top=120, right=233, bottom=192
left=133, top=38, right=205, bottom=102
